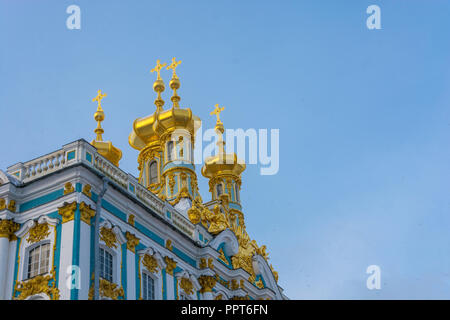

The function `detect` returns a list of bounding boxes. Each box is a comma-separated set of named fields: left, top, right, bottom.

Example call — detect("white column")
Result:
left=126, top=249, right=136, bottom=300
left=78, top=221, right=91, bottom=299
left=4, top=238, right=18, bottom=299
left=58, top=219, right=74, bottom=300
left=0, top=236, right=10, bottom=300
left=166, top=273, right=174, bottom=300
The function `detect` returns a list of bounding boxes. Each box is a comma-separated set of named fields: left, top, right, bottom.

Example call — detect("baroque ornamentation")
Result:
left=230, top=279, right=239, bottom=291
left=142, top=254, right=159, bottom=273
left=64, top=182, right=75, bottom=195
left=179, top=277, right=194, bottom=295
left=198, top=275, right=217, bottom=294
left=164, top=256, right=177, bottom=276
left=255, top=278, right=264, bottom=289
left=187, top=197, right=229, bottom=235
left=27, top=222, right=50, bottom=244
left=14, top=269, right=59, bottom=300
left=0, top=198, right=5, bottom=210
left=82, top=184, right=92, bottom=198
left=128, top=214, right=135, bottom=226
left=7, top=200, right=16, bottom=212
left=57, top=201, right=77, bottom=223
left=79, top=202, right=95, bottom=225
left=100, top=226, right=117, bottom=249
left=165, top=239, right=173, bottom=251
left=0, top=219, right=20, bottom=241
left=88, top=279, right=124, bottom=300
left=199, top=258, right=207, bottom=269
left=125, top=231, right=140, bottom=253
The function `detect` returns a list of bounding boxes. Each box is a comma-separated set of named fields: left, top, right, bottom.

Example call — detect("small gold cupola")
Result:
left=91, top=90, right=122, bottom=166
left=202, top=105, right=246, bottom=206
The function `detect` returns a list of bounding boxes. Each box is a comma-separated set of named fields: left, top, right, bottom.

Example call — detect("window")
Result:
left=27, top=243, right=51, bottom=279
left=235, top=186, right=240, bottom=202
left=100, top=248, right=113, bottom=282
left=216, top=183, right=223, bottom=197
left=142, top=273, right=155, bottom=300
left=167, top=141, right=174, bottom=161
left=149, top=161, right=158, bottom=184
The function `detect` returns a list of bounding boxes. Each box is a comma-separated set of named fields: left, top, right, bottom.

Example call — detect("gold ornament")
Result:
left=142, top=254, right=159, bottom=273
left=100, top=226, right=117, bottom=249
left=14, top=269, right=59, bottom=300
left=27, top=222, right=50, bottom=244
left=179, top=277, right=194, bottom=295
left=88, top=279, right=124, bottom=300
left=230, top=279, right=239, bottom=291
left=58, top=201, right=77, bottom=223
left=64, top=182, right=74, bottom=195
left=0, top=219, right=19, bottom=241
left=80, top=202, right=95, bottom=225
left=164, top=256, right=177, bottom=276
left=125, top=231, right=140, bottom=253
left=128, top=214, right=135, bottom=226
left=82, top=184, right=92, bottom=198
left=166, top=239, right=173, bottom=251
left=198, top=275, right=216, bottom=294
left=199, top=258, right=207, bottom=269
left=0, top=198, right=5, bottom=210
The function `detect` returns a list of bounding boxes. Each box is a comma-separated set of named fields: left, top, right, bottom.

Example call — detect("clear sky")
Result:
left=1, top=0, right=450, bottom=299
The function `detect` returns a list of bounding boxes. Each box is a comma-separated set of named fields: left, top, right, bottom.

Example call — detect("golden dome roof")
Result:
left=129, top=58, right=201, bottom=151
left=90, top=90, right=123, bottom=166
left=201, top=104, right=246, bottom=180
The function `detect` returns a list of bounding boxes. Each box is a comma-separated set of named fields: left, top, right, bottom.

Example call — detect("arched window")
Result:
left=27, top=243, right=51, bottom=279
left=216, top=183, right=223, bottom=198
left=142, top=272, right=155, bottom=300
left=167, top=141, right=174, bottom=161
left=149, top=161, right=158, bottom=185
left=100, top=248, right=113, bottom=282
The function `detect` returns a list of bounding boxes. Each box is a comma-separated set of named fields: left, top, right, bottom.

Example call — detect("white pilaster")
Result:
left=58, top=220, right=74, bottom=300
left=0, top=237, right=10, bottom=299
left=126, top=249, right=136, bottom=300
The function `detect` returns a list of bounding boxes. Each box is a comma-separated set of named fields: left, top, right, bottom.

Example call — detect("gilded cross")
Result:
left=167, top=57, right=182, bottom=78
left=210, top=104, right=225, bottom=123
left=92, top=90, right=107, bottom=109
left=151, top=59, right=167, bottom=80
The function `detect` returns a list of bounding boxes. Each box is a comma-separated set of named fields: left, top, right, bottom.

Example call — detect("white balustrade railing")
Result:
left=6, top=139, right=196, bottom=239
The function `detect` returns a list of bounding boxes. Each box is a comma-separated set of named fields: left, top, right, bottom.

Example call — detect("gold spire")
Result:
left=167, top=57, right=182, bottom=108
left=92, top=90, right=107, bottom=141
left=91, top=90, right=122, bottom=166
left=210, top=104, right=226, bottom=157
left=150, top=60, right=167, bottom=112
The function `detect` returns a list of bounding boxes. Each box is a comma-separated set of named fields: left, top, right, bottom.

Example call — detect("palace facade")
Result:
left=0, top=59, right=286, bottom=300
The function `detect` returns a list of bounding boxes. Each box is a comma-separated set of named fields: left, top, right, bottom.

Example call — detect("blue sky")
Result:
left=1, top=0, right=450, bottom=299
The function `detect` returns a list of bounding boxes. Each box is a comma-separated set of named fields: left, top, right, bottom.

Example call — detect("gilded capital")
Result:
left=179, top=277, right=194, bottom=295
left=57, top=201, right=77, bottom=223
left=100, top=226, right=117, bottom=249
left=0, top=219, right=20, bottom=241
left=164, top=256, right=177, bottom=276
left=125, top=231, right=140, bottom=253
left=198, top=275, right=217, bottom=294
left=142, top=254, right=159, bottom=273
left=79, top=202, right=95, bottom=225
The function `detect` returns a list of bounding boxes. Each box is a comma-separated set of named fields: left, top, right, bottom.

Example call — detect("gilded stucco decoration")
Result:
left=164, top=256, right=177, bottom=276
left=82, top=184, right=92, bottom=198
left=63, top=182, right=75, bottom=195
left=27, top=222, right=50, bottom=244
left=57, top=201, right=77, bottom=223
left=179, top=277, right=194, bottom=295
left=198, top=275, right=217, bottom=294
left=100, top=226, right=118, bottom=249
left=142, top=254, right=159, bottom=273
left=14, top=269, right=59, bottom=300
left=79, top=202, right=95, bottom=225
left=88, top=279, right=124, bottom=300
left=0, top=219, right=20, bottom=241
left=125, top=231, right=140, bottom=253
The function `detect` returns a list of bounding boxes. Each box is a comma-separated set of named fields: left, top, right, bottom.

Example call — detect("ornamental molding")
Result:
left=57, top=201, right=77, bottom=223
left=138, top=246, right=167, bottom=272
left=174, top=270, right=201, bottom=293
left=16, top=216, right=59, bottom=240
left=79, top=201, right=95, bottom=225
left=208, top=228, right=239, bottom=257
left=99, top=220, right=126, bottom=249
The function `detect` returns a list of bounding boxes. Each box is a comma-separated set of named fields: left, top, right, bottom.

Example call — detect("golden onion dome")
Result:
left=129, top=58, right=201, bottom=151
left=90, top=90, right=123, bottom=166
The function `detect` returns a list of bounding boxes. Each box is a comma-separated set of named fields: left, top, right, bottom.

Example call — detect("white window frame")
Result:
left=23, top=241, right=52, bottom=280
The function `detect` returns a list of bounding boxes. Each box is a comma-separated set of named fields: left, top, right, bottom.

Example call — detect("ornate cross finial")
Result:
left=151, top=59, right=167, bottom=80
left=167, top=57, right=181, bottom=78
left=92, top=90, right=107, bottom=110
left=210, top=104, right=225, bottom=124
